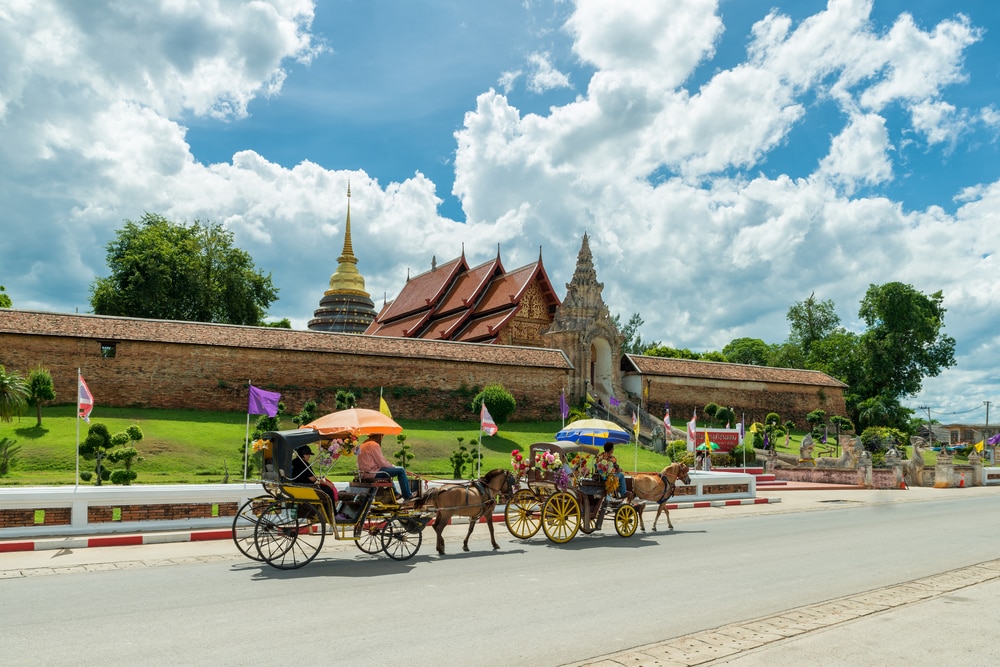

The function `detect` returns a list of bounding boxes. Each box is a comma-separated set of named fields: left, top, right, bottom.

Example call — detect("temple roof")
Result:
left=366, top=249, right=561, bottom=344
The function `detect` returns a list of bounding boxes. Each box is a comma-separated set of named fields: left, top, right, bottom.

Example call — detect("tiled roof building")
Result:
left=365, top=247, right=561, bottom=346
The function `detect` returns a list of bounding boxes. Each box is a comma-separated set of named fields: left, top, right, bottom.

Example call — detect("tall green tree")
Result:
left=26, top=367, right=56, bottom=427
left=855, top=282, right=956, bottom=401
left=0, top=285, right=11, bottom=308
left=0, top=365, right=28, bottom=425
left=612, top=312, right=660, bottom=355
left=787, top=292, right=840, bottom=358
left=90, top=213, right=279, bottom=325
left=722, top=337, right=771, bottom=365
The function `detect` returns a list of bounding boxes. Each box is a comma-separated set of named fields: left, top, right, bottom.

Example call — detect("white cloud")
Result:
left=2, top=0, right=999, bottom=417
left=525, top=51, right=570, bottom=93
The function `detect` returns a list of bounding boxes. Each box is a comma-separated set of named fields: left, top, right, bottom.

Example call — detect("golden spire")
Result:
left=326, top=181, right=369, bottom=296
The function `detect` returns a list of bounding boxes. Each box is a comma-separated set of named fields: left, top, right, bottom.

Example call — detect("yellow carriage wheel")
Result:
left=504, top=489, right=542, bottom=539
left=614, top=503, right=639, bottom=538
left=541, top=491, right=581, bottom=544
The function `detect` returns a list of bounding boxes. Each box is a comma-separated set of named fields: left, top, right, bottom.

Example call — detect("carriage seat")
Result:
left=354, top=470, right=393, bottom=488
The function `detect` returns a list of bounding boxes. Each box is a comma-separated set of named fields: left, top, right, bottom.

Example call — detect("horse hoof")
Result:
left=462, top=546, right=470, bottom=552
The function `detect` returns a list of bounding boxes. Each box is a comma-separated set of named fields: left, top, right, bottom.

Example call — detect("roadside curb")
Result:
left=0, top=497, right=781, bottom=553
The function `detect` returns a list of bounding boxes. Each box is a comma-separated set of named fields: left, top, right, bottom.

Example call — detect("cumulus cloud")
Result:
left=2, top=0, right=998, bottom=416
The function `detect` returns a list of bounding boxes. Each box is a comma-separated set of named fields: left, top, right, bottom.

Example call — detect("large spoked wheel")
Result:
left=232, top=495, right=275, bottom=561
left=541, top=491, right=581, bottom=544
left=615, top=503, right=639, bottom=538
left=254, top=499, right=325, bottom=570
left=504, top=489, right=542, bottom=539
left=381, top=517, right=423, bottom=561
left=355, top=519, right=386, bottom=555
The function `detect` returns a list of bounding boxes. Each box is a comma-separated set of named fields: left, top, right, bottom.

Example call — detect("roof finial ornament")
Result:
left=496, top=242, right=501, bottom=259
left=539, top=245, right=543, bottom=261
left=431, top=255, right=437, bottom=271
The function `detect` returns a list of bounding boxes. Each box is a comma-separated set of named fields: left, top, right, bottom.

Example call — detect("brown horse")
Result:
left=626, top=462, right=691, bottom=532
left=419, top=469, right=515, bottom=555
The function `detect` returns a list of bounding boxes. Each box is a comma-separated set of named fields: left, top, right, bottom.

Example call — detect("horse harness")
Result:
left=655, top=471, right=678, bottom=505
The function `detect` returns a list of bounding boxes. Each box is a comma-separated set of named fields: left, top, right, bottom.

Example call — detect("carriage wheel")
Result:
left=355, top=519, right=386, bottom=555
left=504, top=489, right=542, bottom=539
left=541, top=491, right=581, bottom=544
left=381, top=517, right=423, bottom=561
left=614, top=503, right=639, bottom=538
left=232, top=495, right=275, bottom=561
left=254, top=499, right=325, bottom=570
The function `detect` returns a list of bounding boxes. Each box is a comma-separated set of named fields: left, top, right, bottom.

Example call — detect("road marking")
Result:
left=564, top=559, right=1000, bottom=666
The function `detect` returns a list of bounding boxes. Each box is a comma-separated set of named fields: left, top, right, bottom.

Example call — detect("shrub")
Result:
left=860, top=426, right=907, bottom=453
left=0, top=437, right=20, bottom=475
left=667, top=440, right=688, bottom=461
left=471, top=383, right=516, bottom=424
left=730, top=443, right=757, bottom=465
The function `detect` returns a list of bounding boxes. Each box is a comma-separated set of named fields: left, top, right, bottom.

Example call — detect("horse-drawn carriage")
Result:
left=233, top=429, right=434, bottom=569
left=504, top=442, right=641, bottom=543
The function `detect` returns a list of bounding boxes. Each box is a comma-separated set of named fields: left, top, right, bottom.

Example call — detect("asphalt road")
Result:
left=2, top=486, right=998, bottom=666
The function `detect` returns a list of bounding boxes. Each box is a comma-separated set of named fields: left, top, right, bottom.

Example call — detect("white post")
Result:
left=75, top=368, right=80, bottom=490
left=243, top=379, right=251, bottom=488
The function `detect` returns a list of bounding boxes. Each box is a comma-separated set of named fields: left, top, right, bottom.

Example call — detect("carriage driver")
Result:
left=596, top=443, right=628, bottom=500
left=358, top=434, right=414, bottom=503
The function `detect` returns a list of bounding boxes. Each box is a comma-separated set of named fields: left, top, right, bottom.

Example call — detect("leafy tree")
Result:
left=700, top=351, right=727, bottom=362
left=787, top=292, right=841, bottom=357
left=855, top=282, right=956, bottom=401
left=107, top=425, right=144, bottom=485
left=26, top=367, right=56, bottom=427
left=0, top=365, right=28, bottom=425
left=335, top=390, right=357, bottom=410
left=766, top=341, right=807, bottom=369
left=81, top=422, right=115, bottom=485
left=291, top=400, right=320, bottom=427
left=472, top=383, right=516, bottom=424
left=714, top=406, right=734, bottom=427
left=612, top=312, right=661, bottom=355
left=449, top=436, right=474, bottom=479
left=394, top=434, right=413, bottom=468
left=90, top=213, right=279, bottom=325
left=0, top=437, right=20, bottom=475
left=0, top=285, right=11, bottom=308
left=703, top=403, right=719, bottom=425
left=645, top=345, right=701, bottom=360
left=722, top=338, right=771, bottom=365
left=263, top=318, right=292, bottom=328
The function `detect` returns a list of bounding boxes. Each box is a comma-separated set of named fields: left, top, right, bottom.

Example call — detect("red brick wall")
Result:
left=1, top=332, right=570, bottom=421
left=0, top=507, right=72, bottom=528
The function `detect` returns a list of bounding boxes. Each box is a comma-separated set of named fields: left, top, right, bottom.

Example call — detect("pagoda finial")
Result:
left=325, top=183, right=367, bottom=294
left=496, top=242, right=501, bottom=259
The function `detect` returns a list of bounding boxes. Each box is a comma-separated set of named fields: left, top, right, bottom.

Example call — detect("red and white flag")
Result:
left=78, top=374, right=94, bottom=422
left=663, top=407, right=671, bottom=432
left=480, top=403, right=498, bottom=436
left=686, top=411, right=697, bottom=451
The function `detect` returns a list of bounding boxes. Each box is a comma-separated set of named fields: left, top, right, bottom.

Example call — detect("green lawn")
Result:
left=0, top=406, right=676, bottom=485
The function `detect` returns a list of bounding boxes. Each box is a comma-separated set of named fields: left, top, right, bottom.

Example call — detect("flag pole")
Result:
left=244, top=379, right=252, bottom=489
left=75, top=368, right=80, bottom=490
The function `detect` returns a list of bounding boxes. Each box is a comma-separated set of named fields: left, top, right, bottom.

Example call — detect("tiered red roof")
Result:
left=365, top=250, right=561, bottom=344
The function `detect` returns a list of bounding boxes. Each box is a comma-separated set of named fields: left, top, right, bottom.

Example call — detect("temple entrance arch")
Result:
left=590, top=337, right=614, bottom=400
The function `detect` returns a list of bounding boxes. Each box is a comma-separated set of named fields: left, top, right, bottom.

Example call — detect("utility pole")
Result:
left=918, top=405, right=932, bottom=446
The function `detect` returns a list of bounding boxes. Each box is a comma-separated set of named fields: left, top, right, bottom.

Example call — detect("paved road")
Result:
left=2, top=485, right=998, bottom=666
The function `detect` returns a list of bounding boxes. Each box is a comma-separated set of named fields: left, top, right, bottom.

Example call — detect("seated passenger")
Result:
left=290, top=445, right=343, bottom=518
left=596, top=443, right=628, bottom=499
left=357, top=434, right=413, bottom=502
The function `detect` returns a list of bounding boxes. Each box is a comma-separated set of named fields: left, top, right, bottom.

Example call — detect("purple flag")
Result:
left=609, top=395, right=620, bottom=408
left=559, top=391, right=569, bottom=419
left=248, top=385, right=280, bottom=417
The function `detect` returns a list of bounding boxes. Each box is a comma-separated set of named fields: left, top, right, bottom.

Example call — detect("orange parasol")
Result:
left=304, top=408, right=403, bottom=437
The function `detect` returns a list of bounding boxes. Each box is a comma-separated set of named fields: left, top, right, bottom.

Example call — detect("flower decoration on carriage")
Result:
left=251, top=439, right=268, bottom=452
left=568, top=453, right=590, bottom=480
left=510, top=449, right=533, bottom=475
left=553, top=466, right=570, bottom=491
left=595, top=458, right=614, bottom=477
left=316, top=436, right=357, bottom=474
left=534, top=450, right=562, bottom=473
left=605, top=474, right=620, bottom=496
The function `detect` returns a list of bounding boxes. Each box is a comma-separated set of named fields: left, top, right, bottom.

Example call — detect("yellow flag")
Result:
left=379, top=396, right=392, bottom=419
left=975, top=440, right=984, bottom=453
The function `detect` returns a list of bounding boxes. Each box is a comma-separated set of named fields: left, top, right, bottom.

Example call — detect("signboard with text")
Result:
left=697, top=428, right=742, bottom=451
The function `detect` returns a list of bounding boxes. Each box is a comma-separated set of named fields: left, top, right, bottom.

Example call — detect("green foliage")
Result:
left=787, top=292, right=841, bottom=357
left=859, top=426, right=907, bottom=453
left=764, top=413, right=781, bottom=426
left=394, top=434, right=413, bottom=468
left=722, top=337, right=771, bottom=365
left=714, top=406, right=734, bottom=427
left=0, top=284, right=11, bottom=308
left=90, top=213, right=279, bottom=325
left=262, top=318, right=292, bottom=328
left=730, top=443, right=757, bottom=465
left=0, top=365, right=29, bottom=424
left=79, top=471, right=93, bottom=482
left=449, top=436, right=474, bottom=479
left=856, top=282, right=956, bottom=401
left=0, top=437, right=20, bottom=475
left=335, top=390, right=357, bottom=410
left=667, top=440, right=688, bottom=461
left=106, top=425, right=144, bottom=485
left=704, top=403, right=719, bottom=421
left=472, top=383, right=516, bottom=424
left=700, top=351, right=727, bottom=362
left=81, top=423, right=114, bottom=485
left=26, top=367, right=56, bottom=428
left=644, top=345, right=702, bottom=360
left=612, top=312, right=661, bottom=355
left=291, top=400, right=320, bottom=427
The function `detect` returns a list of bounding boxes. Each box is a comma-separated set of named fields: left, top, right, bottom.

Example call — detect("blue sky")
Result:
left=1, top=1, right=998, bottom=425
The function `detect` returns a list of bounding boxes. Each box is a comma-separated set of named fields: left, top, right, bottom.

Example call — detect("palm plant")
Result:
left=0, top=365, right=29, bottom=425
